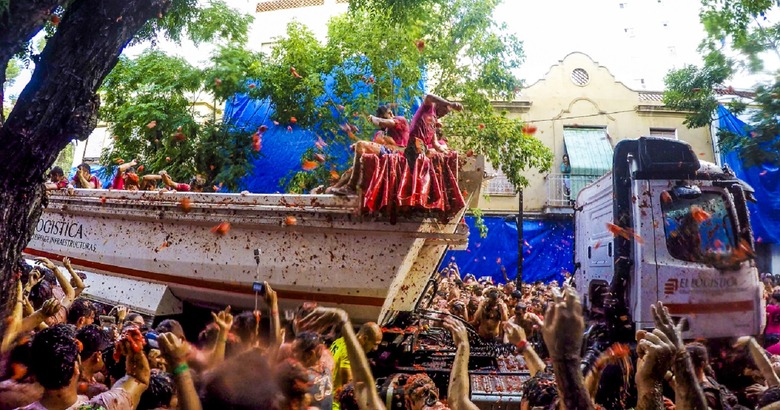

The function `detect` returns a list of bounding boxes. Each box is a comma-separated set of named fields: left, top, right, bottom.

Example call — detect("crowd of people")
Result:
left=3, top=256, right=780, bottom=410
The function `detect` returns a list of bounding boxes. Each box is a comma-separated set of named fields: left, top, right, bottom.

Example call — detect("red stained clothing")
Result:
left=767, top=304, right=780, bottom=335
left=174, top=183, right=190, bottom=192
left=72, top=175, right=100, bottom=189
left=111, top=172, right=124, bottom=190
left=409, top=103, right=437, bottom=148
left=387, top=116, right=410, bottom=147
left=53, top=180, right=69, bottom=189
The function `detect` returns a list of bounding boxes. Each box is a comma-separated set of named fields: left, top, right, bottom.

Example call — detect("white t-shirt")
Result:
left=17, top=388, right=132, bottom=410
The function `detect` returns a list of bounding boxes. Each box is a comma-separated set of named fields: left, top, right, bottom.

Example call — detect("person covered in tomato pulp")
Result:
left=403, top=94, right=463, bottom=165
left=328, top=104, right=410, bottom=196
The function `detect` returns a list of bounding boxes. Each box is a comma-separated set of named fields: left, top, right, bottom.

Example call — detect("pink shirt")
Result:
left=767, top=304, right=780, bottom=335
left=387, top=116, right=410, bottom=147
left=409, top=103, right=437, bottom=148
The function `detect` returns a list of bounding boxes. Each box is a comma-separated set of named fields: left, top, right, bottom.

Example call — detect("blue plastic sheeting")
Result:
left=440, top=217, right=574, bottom=285
left=224, top=60, right=426, bottom=193
left=718, top=105, right=780, bottom=244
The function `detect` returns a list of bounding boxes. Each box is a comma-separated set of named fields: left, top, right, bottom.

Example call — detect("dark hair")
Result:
left=75, top=324, right=110, bottom=360
left=760, top=386, right=780, bottom=407
left=30, top=325, right=79, bottom=390
left=67, top=298, right=96, bottom=325
left=78, top=163, right=92, bottom=174
left=685, top=342, right=709, bottom=372
left=201, top=349, right=279, bottom=409
left=293, top=331, right=322, bottom=355
left=189, top=175, right=206, bottom=191
left=376, top=105, right=391, bottom=118
left=102, top=344, right=127, bottom=383
left=336, top=383, right=360, bottom=410
left=276, top=358, right=312, bottom=405
left=511, top=290, right=523, bottom=300
left=522, top=371, right=559, bottom=409
left=3, top=337, right=33, bottom=380
left=138, top=370, right=175, bottom=410
left=231, top=311, right=259, bottom=344
left=156, top=319, right=185, bottom=340
left=198, top=322, right=221, bottom=349
left=28, top=278, right=53, bottom=310
left=772, top=292, right=780, bottom=303
left=50, top=166, right=65, bottom=178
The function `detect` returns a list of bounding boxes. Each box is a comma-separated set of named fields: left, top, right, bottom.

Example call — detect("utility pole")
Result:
left=516, top=189, right=523, bottom=287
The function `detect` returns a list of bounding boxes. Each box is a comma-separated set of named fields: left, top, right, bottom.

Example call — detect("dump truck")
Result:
left=574, top=137, right=764, bottom=340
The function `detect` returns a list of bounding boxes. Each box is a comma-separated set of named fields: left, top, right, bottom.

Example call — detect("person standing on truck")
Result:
left=72, top=163, right=100, bottom=189
left=403, top=94, right=463, bottom=165
left=329, top=105, right=409, bottom=196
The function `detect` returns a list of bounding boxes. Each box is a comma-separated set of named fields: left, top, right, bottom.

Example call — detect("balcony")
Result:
left=545, top=173, right=602, bottom=212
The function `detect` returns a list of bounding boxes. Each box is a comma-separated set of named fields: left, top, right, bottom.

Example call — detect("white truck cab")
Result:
left=575, top=137, right=764, bottom=340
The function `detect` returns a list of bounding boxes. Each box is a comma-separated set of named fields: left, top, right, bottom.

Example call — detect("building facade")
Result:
left=477, top=52, right=715, bottom=216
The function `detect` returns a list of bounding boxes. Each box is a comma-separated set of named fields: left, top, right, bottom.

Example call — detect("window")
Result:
left=649, top=127, right=677, bottom=139
left=661, top=190, right=741, bottom=267
left=484, top=163, right=515, bottom=196
left=571, top=68, right=590, bottom=86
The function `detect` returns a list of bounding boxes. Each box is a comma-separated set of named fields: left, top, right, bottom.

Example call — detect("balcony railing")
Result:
left=546, top=173, right=602, bottom=207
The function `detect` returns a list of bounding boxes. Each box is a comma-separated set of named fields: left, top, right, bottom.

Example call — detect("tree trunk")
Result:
left=0, top=0, right=170, bottom=341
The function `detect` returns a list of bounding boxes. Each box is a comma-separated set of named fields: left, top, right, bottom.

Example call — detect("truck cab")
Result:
left=575, top=137, right=764, bottom=340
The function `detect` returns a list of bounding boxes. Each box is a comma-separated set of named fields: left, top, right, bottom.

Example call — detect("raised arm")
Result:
left=635, top=329, right=674, bottom=410
left=541, top=287, right=595, bottom=410
left=159, top=332, right=203, bottom=410
left=298, top=307, right=386, bottom=410
left=442, top=317, right=480, bottom=410
left=209, top=306, right=233, bottom=367
left=38, top=257, right=75, bottom=307
left=19, top=298, right=60, bottom=334
left=650, top=303, right=707, bottom=410
left=62, top=257, right=86, bottom=298
left=735, top=336, right=780, bottom=387
left=1, top=282, right=24, bottom=354
left=111, top=329, right=151, bottom=407
left=504, top=321, right=544, bottom=377
left=369, top=115, right=397, bottom=129
left=423, top=94, right=463, bottom=117
left=265, top=282, right=281, bottom=351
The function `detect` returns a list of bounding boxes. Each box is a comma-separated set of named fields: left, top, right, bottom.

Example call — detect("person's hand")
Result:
left=25, top=268, right=43, bottom=293
left=212, top=306, right=234, bottom=335
left=36, top=257, right=56, bottom=270
left=442, top=316, right=469, bottom=346
left=263, top=281, right=277, bottom=307
left=158, top=332, right=190, bottom=367
left=503, top=320, right=527, bottom=345
left=651, top=302, right=685, bottom=350
left=733, top=336, right=753, bottom=349
left=40, top=298, right=61, bottom=318
left=746, top=383, right=768, bottom=402
left=542, top=286, right=584, bottom=361
left=297, top=307, right=348, bottom=334
left=635, top=329, right=676, bottom=390
left=450, top=102, right=463, bottom=112
left=115, top=305, right=128, bottom=322
left=62, top=257, right=72, bottom=270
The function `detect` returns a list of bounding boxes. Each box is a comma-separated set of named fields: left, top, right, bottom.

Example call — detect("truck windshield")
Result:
left=661, top=191, right=738, bottom=266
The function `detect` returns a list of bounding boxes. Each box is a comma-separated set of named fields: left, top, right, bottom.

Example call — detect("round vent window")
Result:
left=571, top=68, right=590, bottom=86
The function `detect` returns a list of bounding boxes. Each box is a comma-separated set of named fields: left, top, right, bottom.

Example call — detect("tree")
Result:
left=663, top=0, right=780, bottom=166
left=265, top=0, right=550, bottom=192
left=0, top=0, right=246, bottom=343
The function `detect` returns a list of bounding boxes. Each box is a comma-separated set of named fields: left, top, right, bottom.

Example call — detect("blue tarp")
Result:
left=225, top=60, right=426, bottom=193
left=440, top=217, right=574, bottom=285
left=718, top=105, right=780, bottom=244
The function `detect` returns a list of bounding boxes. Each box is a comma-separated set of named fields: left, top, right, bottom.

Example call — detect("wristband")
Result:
left=172, top=363, right=190, bottom=376
left=515, top=340, right=527, bottom=353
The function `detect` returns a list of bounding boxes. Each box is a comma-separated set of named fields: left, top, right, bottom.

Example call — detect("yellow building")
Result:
left=478, top=52, right=715, bottom=216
